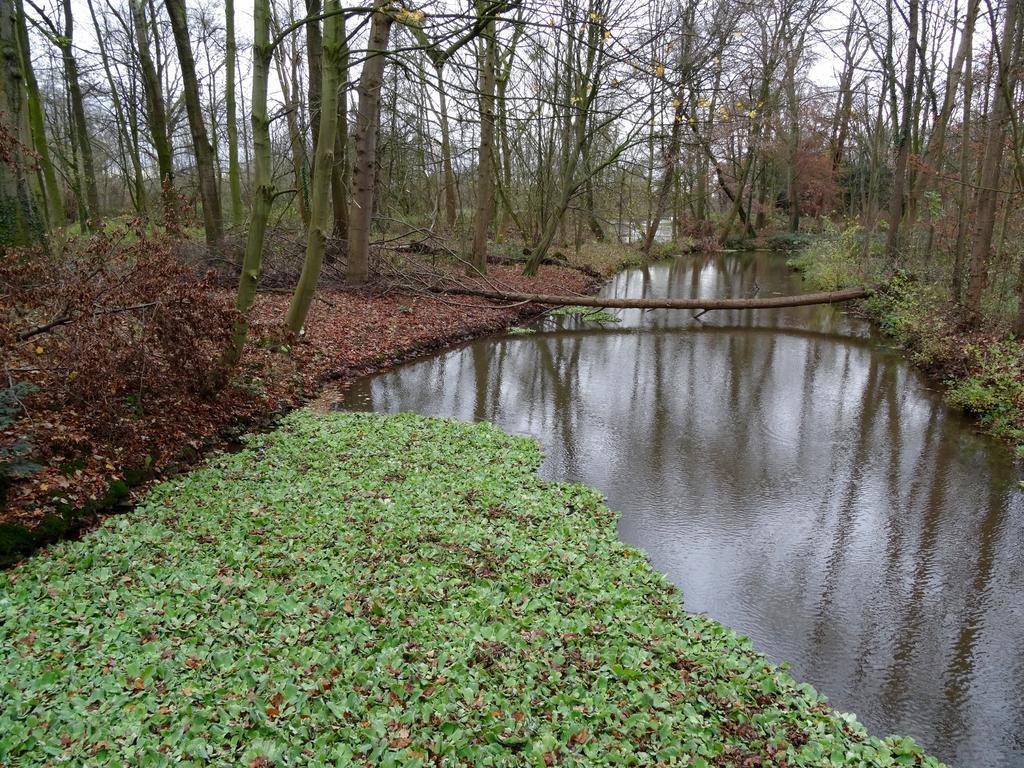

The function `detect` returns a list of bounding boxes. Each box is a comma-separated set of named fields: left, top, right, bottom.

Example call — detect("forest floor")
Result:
left=0, top=261, right=597, bottom=564
left=0, top=410, right=944, bottom=767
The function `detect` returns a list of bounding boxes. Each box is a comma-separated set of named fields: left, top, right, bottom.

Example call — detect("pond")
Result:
left=332, top=252, right=1024, bottom=767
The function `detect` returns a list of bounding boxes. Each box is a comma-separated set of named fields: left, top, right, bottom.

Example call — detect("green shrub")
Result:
left=947, top=340, right=1024, bottom=449
left=786, top=223, right=869, bottom=291
left=765, top=231, right=816, bottom=251
left=862, top=274, right=949, bottom=366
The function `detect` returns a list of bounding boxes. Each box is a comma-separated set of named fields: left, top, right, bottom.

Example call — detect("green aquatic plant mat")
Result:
left=1, top=411, right=942, bottom=767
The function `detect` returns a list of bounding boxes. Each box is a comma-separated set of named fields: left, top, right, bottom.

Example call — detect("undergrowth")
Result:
left=0, top=411, right=942, bottom=767
left=791, top=226, right=1024, bottom=453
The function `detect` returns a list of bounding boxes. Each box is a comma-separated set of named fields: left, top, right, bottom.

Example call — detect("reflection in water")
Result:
left=335, top=252, right=1024, bottom=767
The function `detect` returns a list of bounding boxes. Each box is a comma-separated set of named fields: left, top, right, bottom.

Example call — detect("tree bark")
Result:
left=165, top=0, right=224, bottom=248
left=470, top=6, right=497, bottom=274
left=60, top=0, right=100, bottom=227
left=428, top=286, right=869, bottom=311
left=225, top=0, right=244, bottom=226
left=14, top=0, right=61, bottom=230
left=346, top=1, right=392, bottom=284
left=883, top=0, right=919, bottom=262
left=131, top=0, right=175, bottom=221
left=228, top=0, right=273, bottom=363
left=306, top=0, right=323, bottom=155
left=965, top=0, right=1020, bottom=318
left=330, top=14, right=349, bottom=238
left=0, top=0, right=43, bottom=248
left=436, top=65, right=457, bottom=231
left=643, top=98, right=686, bottom=253
left=287, top=0, right=342, bottom=333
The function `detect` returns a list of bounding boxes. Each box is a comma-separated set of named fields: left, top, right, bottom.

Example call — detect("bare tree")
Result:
left=165, top=0, right=224, bottom=247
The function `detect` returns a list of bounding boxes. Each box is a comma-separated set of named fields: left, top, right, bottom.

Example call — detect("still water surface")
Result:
left=333, top=252, right=1024, bottom=767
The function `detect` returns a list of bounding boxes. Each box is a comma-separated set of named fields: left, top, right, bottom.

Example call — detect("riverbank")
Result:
left=1, top=261, right=597, bottom=566
left=788, top=239, right=1024, bottom=455
left=0, top=410, right=943, bottom=767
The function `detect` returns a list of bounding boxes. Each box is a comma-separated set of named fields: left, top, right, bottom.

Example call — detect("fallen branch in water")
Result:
left=425, top=285, right=869, bottom=311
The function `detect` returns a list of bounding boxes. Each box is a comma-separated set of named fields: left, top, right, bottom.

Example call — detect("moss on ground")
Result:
left=1, top=412, right=941, bottom=766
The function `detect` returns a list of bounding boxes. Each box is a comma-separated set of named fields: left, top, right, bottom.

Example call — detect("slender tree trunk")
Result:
left=470, top=7, right=496, bottom=273
left=226, top=0, right=243, bottom=225
left=784, top=47, right=801, bottom=233
left=436, top=65, right=457, bottom=232
left=306, top=0, right=323, bottom=154
left=271, top=28, right=311, bottom=228
left=883, top=0, right=919, bottom=262
left=493, top=36, right=516, bottom=241
left=582, top=138, right=605, bottom=242
left=287, top=0, right=342, bottom=333
left=913, top=0, right=980, bottom=208
left=61, top=0, right=100, bottom=227
left=830, top=13, right=860, bottom=172
left=346, top=1, right=392, bottom=284
left=0, top=0, right=43, bottom=247
left=965, top=0, right=1020, bottom=318
left=131, top=0, right=175, bottom=220
left=165, top=0, right=224, bottom=248
left=14, top=0, right=62, bottom=229
left=86, top=0, right=145, bottom=215
left=951, top=41, right=974, bottom=304
left=330, top=14, right=349, bottom=238
left=228, top=0, right=272, bottom=363
left=643, top=98, right=686, bottom=253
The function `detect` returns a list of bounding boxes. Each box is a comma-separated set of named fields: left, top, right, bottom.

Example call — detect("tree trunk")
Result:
left=913, top=0, right=980, bottom=211
left=61, top=0, right=100, bottom=228
left=436, top=65, right=457, bottom=232
left=165, top=0, right=224, bottom=248
left=0, top=0, right=43, bottom=248
left=86, top=0, right=145, bottom=215
left=883, top=0, right=919, bottom=262
left=951, top=39, right=974, bottom=304
left=225, top=0, right=244, bottom=226
left=830, top=12, right=861, bottom=172
left=14, top=0, right=61, bottom=230
left=228, top=0, right=273, bottom=363
left=131, top=0, right=175, bottom=221
left=582, top=141, right=605, bottom=242
left=643, top=98, right=686, bottom=253
left=346, top=2, right=392, bottom=284
left=431, top=285, right=869, bottom=311
left=470, top=7, right=496, bottom=274
left=306, top=0, right=323, bottom=155
left=965, top=0, right=1020, bottom=318
left=287, top=0, right=342, bottom=334
left=271, top=24, right=311, bottom=229
left=784, top=46, right=801, bottom=233
left=330, top=14, right=349, bottom=238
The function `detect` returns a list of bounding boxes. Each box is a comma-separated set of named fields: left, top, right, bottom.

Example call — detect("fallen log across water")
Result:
left=430, top=285, right=869, bottom=311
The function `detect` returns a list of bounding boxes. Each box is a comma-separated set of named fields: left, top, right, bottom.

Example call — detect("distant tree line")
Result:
left=1, top=0, right=1022, bottom=350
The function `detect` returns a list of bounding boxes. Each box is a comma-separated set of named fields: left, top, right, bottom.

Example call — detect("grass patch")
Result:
left=1, top=412, right=941, bottom=766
